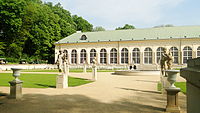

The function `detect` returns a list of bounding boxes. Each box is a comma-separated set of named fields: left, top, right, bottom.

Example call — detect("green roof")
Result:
left=56, top=25, right=200, bottom=44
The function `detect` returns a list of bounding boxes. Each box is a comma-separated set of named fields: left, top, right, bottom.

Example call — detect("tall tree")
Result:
left=116, top=24, right=135, bottom=30
left=0, top=0, right=93, bottom=63
left=0, top=0, right=27, bottom=58
left=92, top=26, right=106, bottom=32
left=0, top=42, right=5, bottom=57
left=72, top=15, right=93, bottom=32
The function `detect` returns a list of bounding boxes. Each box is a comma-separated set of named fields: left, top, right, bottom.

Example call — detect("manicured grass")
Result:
left=175, top=82, right=186, bottom=94
left=21, top=69, right=115, bottom=73
left=157, top=82, right=162, bottom=91
left=157, top=82, right=186, bottom=94
left=0, top=73, right=92, bottom=88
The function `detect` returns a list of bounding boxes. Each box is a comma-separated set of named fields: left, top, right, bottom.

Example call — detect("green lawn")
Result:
left=157, top=82, right=186, bottom=94
left=0, top=73, right=92, bottom=88
left=21, top=69, right=115, bottom=73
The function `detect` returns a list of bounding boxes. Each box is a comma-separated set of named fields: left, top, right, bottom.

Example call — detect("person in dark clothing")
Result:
left=133, top=65, right=137, bottom=70
left=129, top=66, right=133, bottom=70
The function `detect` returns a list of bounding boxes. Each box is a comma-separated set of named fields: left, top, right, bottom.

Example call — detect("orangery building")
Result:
left=55, top=26, right=200, bottom=70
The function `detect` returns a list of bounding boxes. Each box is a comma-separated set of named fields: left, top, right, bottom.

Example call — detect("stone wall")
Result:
left=180, top=57, right=200, bottom=113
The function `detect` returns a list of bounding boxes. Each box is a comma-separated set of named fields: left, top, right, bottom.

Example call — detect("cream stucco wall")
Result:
left=55, top=38, right=200, bottom=70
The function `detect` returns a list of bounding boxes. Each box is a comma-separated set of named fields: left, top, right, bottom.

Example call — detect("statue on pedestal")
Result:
left=62, top=50, right=68, bottom=73
left=56, top=50, right=63, bottom=72
left=55, top=50, right=68, bottom=73
left=92, top=57, right=97, bottom=81
left=160, top=48, right=173, bottom=76
left=56, top=50, right=68, bottom=88
left=92, top=57, right=97, bottom=66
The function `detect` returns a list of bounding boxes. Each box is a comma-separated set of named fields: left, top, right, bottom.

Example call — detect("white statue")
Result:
left=56, top=51, right=63, bottom=72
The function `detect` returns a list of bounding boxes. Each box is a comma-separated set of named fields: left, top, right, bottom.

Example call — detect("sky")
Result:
left=42, top=0, right=200, bottom=30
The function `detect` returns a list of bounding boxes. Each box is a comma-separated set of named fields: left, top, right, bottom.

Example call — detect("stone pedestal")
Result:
left=56, top=73, right=68, bottom=88
left=66, top=65, right=69, bottom=75
left=165, top=88, right=181, bottom=113
left=83, top=64, right=87, bottom=73
left=9, top=80, right=23, bottom=99
left=92, top=66, right=97, bottom=81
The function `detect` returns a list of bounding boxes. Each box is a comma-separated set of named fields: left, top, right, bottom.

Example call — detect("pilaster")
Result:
left=107, top=53, right=110, bottom=65
left=140, top=52, right=143, bottom=65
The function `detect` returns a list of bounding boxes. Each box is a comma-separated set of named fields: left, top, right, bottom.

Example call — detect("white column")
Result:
left=129, top=52, right=132, bottom=65
left=68, top=51, right=71, bottom=64
left=152, top=52, right=156, bottom=64
left=77, top=50, right=80, bottom=65
left=119, top=52, right=121, bottom=65
left=87, top=52, right=90, bottom=65
left=96, top=52, right=100, bottom=65
left=107, top=53, right=110, bottom=65
left=192, top=50, right=196, bottom=59
left=140, top=52, right=143, bottom=65
left=179, top=50, right=182, bottom=65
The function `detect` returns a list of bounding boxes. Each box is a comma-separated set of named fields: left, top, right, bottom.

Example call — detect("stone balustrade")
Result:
left=0, top=64, right=57, bottom=71
left=180, top=57, right=200, bottom=113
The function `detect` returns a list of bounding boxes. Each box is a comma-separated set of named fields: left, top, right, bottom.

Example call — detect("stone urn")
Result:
left=165, top=70, right=180, bottom=88
left=11, top=68, right=22, bottom=82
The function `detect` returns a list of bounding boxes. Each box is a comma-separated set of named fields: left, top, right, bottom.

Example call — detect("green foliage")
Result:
left=116, top=24, right=135, bottom=30
left=0, top=0, right=26, bottom=58
left=72, top=15, right=93, bottom=32
left=0, top=0, right=93, bottom=63
left=7, top=43, right=23, bottom=58
left=0, top=42, right=5, bottom=56
left=92, top=26, right=106, bottom=32
left=6, top=57, right=20, bottom=63
left=0, top=73, right=92, bottom=88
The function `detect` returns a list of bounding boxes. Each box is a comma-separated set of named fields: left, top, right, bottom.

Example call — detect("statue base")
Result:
left=9, top=80, right=23, bottom=99
left=56, top=73, right=68, bottom=88
left=92, top=66, right=97, bottom=81
left=165, top=88, right=181, bottom=113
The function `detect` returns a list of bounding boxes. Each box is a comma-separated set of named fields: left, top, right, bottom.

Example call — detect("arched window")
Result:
left=71, top=49, right=77, bottom=64
left=170, top=47, right=178, bottom=64
left=63, top=50, right=68, bottom=60
left=144, top=47, right=152, bottom=64
left=183, top=46, right=192, bottom=63
left=100, top=49, right=107, bottom=64
left=80, top=49, right=87, bottom=63
left=197, top=46, right=200, bottom=58
left=121, top=48, right=129, bottom=64
left=156, top=47, right=164, bottom=64
left=132, top=48, right=140, bottom=64
left=90, top=49, right=96, bottom=63
left=110, top=48, right=117, bottom=64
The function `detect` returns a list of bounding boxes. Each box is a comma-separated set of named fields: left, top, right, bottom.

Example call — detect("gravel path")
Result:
left=0, top=71, right=186, bottom=113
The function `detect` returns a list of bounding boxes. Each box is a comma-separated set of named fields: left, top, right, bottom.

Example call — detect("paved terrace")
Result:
left=0, top=71, right=186, bottom=113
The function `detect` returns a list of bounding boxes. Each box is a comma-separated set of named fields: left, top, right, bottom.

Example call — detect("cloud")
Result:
left=43, top=0, right=184, bottom=29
